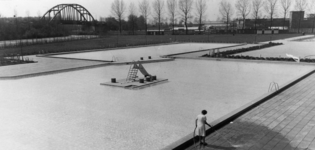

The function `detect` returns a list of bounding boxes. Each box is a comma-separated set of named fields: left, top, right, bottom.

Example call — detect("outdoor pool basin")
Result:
left=52, top=43, right=238, bottom=62
left=0, top=57, right=313, bottom=150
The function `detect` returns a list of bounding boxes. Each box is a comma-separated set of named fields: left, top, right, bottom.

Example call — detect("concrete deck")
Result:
left=169, top=43, right=263, bottom=58
left=0, top=55, right=173, bottom=79
left=184, top=71, right=315, bottom=150
left=0, top=55, right=108, bottom=79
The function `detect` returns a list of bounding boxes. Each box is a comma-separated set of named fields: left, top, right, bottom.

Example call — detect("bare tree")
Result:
left=111, top=0, right=126, bottom=34
left=139, top=0, right=151, bottom=34
left=235, top=0, right=251, bottom=30
left=219, top=0, right=234, bottom=32
left=26, top=10, right=30, bottom=18
left=13, top=9, right=19, bottom=41
left=295, top=0, right=308, bottom=11
left=153, top=0, right=164, bottom=34
left=178, top=0, right=194, bottom=35
left=129, top=2, right=137, bottom=35
left=14, top=9, right=18, bottom=17
left=252, top=0, right=264, bottom=29
left=37, top=11, right=41, bottom=18
left=0, top=12, right=2, bottom=36
left=195, top=0, right=207, bottom=33
left=295, top=0, right=308, bottom=33
left=264, top=0, right=278, bottom=29
left=280, top=0, right=292, bottom=30
left=308, top=0, right=315, bottom=33
left=167, top=0, right=177, bottom=35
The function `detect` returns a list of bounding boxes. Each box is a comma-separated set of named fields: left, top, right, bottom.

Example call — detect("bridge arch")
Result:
left=42, top=4, right=95, bottom=23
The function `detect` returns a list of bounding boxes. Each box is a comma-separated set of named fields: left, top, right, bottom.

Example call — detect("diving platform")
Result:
left=101, top=61, right=168, bottom=89
left=100, top=78, right=168, bottom=89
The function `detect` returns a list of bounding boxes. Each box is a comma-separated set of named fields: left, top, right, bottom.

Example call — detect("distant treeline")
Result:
left=96, top=15, right=176, bottom=35
left=0, top=17, right=70, bottom=41
left=0, top=15, right=180, bottom=41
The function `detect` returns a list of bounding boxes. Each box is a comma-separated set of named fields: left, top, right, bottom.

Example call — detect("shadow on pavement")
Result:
left=187, top=120, right=297, bottom=150
left=204, top=144, right=236, bottom=150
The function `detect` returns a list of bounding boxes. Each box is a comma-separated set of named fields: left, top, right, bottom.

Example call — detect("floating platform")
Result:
left=100, top=78, right=168, bottom=89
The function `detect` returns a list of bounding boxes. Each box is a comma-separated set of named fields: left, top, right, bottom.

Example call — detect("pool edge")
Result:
left=163, top=68, right=315, bottom=150
left=0, top=58, right=174, bottom=80
left=172, top=56, right=315, bottom=66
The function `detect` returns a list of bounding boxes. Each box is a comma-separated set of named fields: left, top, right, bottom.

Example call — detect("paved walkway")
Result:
left=171, top=43, right=261, bottom=58
left=186, top=71, right=315, bottom=150
left=0, top=54, right=173, bottom=79
left=0, top=55, right=107, bottom=78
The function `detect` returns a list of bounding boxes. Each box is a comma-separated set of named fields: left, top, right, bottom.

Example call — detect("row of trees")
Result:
left=1, top=0, right=313, bottom=40
left=111, top=0, right=208, bottom=35
left=110, top=0, right=315, bottom=34
left=220, top=0, right=312, bottom=32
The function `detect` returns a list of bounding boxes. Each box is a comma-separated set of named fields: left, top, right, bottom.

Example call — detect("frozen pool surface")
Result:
left=0, top=58, right=313, bottom=150
left=53, top=43, right=237, bottom=62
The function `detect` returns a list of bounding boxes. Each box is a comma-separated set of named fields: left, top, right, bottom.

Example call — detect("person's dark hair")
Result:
left=201, top=110, right=207, bottom=115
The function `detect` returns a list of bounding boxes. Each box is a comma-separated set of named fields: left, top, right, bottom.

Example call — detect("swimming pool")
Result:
left=53, top=43, right=237, bottom=62
left=237, top=40, right=315, bottom=59
left=0, top=57, right=313, bottom=149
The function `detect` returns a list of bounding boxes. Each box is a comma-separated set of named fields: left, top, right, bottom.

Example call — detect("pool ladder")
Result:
left=112, top=56, right=119, bottom=62
left=268, top=82, right=279, bottom=92
left=126, top=62, right=139, bottom=82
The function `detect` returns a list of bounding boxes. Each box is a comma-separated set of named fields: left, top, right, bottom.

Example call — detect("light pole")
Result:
left=145, top=30, right=147, bottom=45
left=208, top=27, right=210, bottom=42
left=14, top=15, right=23, bottom=60
left=116, top=29, right=119, bottom=47
left=29, top=22, right=33, bottom=44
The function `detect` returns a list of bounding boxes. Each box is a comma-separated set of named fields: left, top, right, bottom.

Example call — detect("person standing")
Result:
left=195, top=110, right=212, bottom=149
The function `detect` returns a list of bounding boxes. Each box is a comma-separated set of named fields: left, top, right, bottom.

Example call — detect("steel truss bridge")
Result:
left=42, top=4, right=95, bottom=24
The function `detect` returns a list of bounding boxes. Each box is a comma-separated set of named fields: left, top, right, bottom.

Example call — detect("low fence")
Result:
left=290, top=28, right=315, bottom=33
left=0, top=35, right=99, bottom=49
left=0, top=53, right=36, bottom=66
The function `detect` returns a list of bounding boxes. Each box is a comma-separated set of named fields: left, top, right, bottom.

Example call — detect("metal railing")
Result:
left=268, top=82, right=279, bottom=92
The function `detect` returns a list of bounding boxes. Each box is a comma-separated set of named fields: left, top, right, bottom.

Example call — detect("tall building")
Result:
left=290, top=11, right=305, bottom=29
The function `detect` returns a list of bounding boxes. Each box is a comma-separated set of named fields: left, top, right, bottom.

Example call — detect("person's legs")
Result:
left=198, top=136, right=202, bottom=149
left=202, top=136, right=207, bottom=145
left=198, top=136, right=203, bottom=149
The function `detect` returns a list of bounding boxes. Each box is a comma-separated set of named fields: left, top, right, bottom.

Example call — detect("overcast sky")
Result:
left=0, top=0, right=240, bottom=21
left=1, top=0, right=311, bottom=21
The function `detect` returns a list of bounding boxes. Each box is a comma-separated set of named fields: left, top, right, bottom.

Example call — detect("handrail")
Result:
left=126, top=61, right=135, bottom=81
left=268, top=82, right=279, bottom=92
left=112, top=56, right=119, bottom=62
